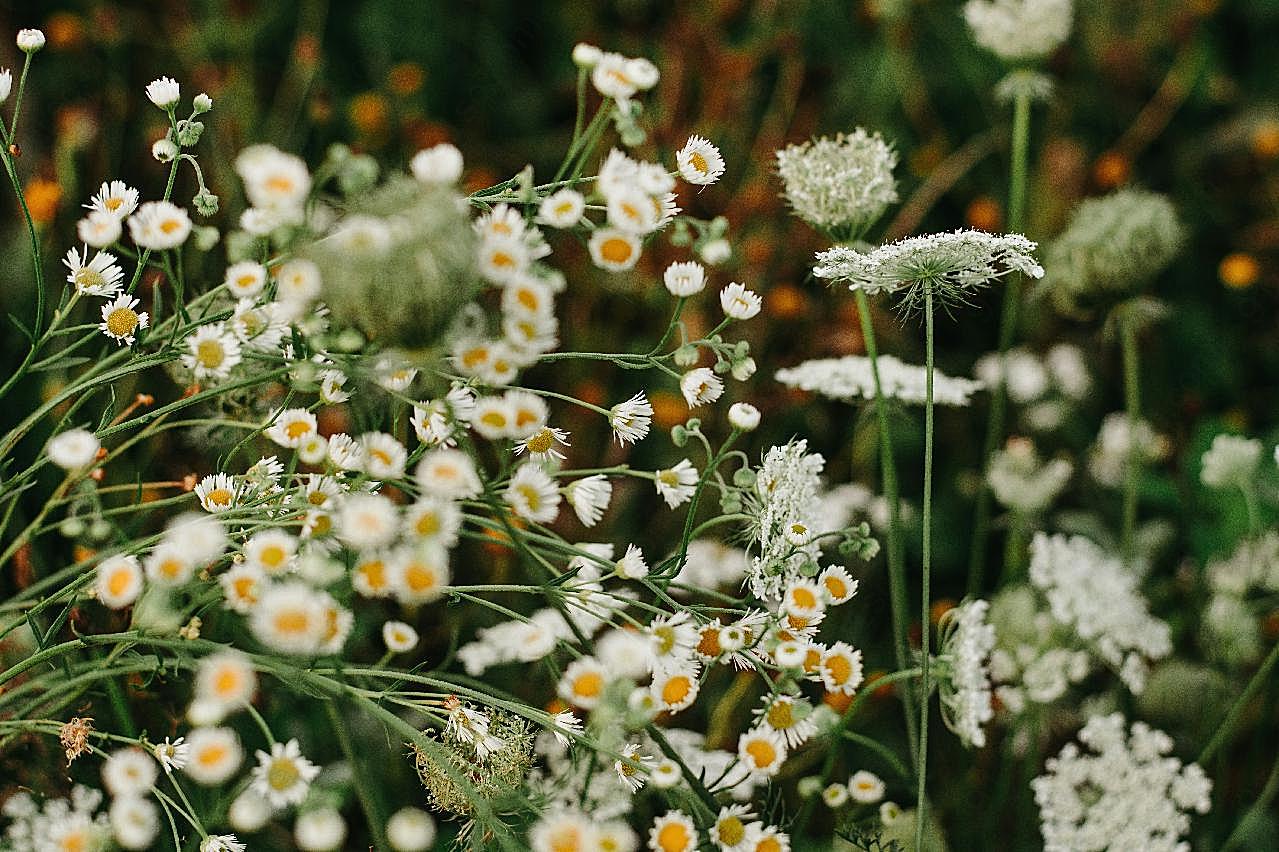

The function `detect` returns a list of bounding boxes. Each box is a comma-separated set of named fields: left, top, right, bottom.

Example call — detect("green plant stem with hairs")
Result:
left=1120, top=315, right=1141, bottom=561
left=854, top=287, right=918, bottom=763
left=968, top=86, right=1034, bottom=596
left=916, top=281, right=936, bottom=852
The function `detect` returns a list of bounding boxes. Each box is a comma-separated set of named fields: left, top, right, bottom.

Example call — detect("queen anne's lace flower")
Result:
left=775, top=129, right=898, bottom=235
left=1032, top=713, right=1211, bottom=852
left=1199, top=434, right=1262, bottom=489
left=745, top=440, right=825, bottom=600
left=937, top=600, right=996, bottom=748
left=1028, top=533, right=1171, bottom=692
left=776, top=355, right=983, bottom=406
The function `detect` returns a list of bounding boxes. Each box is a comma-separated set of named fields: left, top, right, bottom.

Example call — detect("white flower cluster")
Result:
left=775, top=129, right=898, bottom=235
left=974, top=343, right=1090, bottom=430
left=987, top=437, right=1073, bottom=515
left=964, top=0, right=1073, bottom=62
left=938, top=600, right=997, bottom=748
left=814, top=229, right=1043, bottom=297
left=1028, top=532, right=1172, bottom=692
left=1202, top=532, right=1279, bottom=665
left=1088, top=412, right=1169, bottom=488
left=776, top=354, right=984, bottom=406
left=1032, top=713, right=1211, bottom=852
left=746, top=440, right=826, bottom=600
left=1199, top=433, right=1262, bottom=490
left=2, top=787, right=109, bottom=852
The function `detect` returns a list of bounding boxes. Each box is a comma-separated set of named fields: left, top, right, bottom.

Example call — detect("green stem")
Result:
left=327, top=701, right=390, bottom=852
left=1120, top=316, right=1141, bottom=562
left=916, top=284, right=935, bottom=852
left=1199, top=637, right=1279, bottom=764
left=1221, top=750, right=1279, bottom=852
left=854, top=288, right=918, bottom=762
left=967, top=87, right=1033, bottom=596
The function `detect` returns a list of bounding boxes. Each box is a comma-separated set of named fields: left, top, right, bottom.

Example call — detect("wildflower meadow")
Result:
left=0, top=2, right=1276, bottom=850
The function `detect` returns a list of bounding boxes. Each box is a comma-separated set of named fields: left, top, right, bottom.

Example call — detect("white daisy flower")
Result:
left=183, top=727, right=243, bottom=785
left=719, top=281, right=762, bottom=320
left=145, top=76, right=181, bottom=109
left=110, top=796, right=159, bottom=850
left=392, top=545, right=450, bottom=605
left=651, top=665, right=700, bottom=713
left=557, top=657, right=608, bottom=710
left=63, top=246, right=124, bottom=296
left=144, top=542, right=195, bottom=586
left=415, top=448, right=482, bottom=499
left=409, top=143, right=464, bottom=184
left=710, top=804, right=758, bottom=852
left=95, top=555, right=144, bottom=609
left=654, top=459, right=698, bottom=509
left=77, top=210, right=123, bottom=247
left=219, top=564, right=265, bottom=613
left=102, top=747, right=159, bottom=797
left=649, top=811, right=697, bottom=852
left=819, top=641, right=864, bottom=696
left=536, top=189, right=586, bottom=228
left=677, top=135, right=726, bottom=185
left=274, top=258, right=322, bottom=305
left=848, top=769, right=885, bottom=804
left=360, top=432, right=408, bottom=480
left=610, top=392, right=654, bottom=444
left=127, top=200, right=192, bottom=250
left=152, top=737, right=189, bottom=773
left=588, top=228, right=642, bottom=271
left=386, top=808, right=436, bottom=852
left=504, top=463, right=561, bottom=524
left=195, top=473, right=240, bottom=513
left=223, top=260, right=268, bottom=298
left=614, top=743, right=653, bottom=792
left=565, top=475, right=612, bottom=527
left=99, top=293, right=149, bottom=345
left=48, top=428, right=100, bottom=470
left=680, top=367, right=724, bottom=408
left=663, top=260, right=707, bottom=297
left=181, top=323, right=243, bottom=382
left=737, top=727, right=788, bottom=779
left=250, top=739, right=320, bottom=808
left=615, top=543, right=649, bottom=580
left=514, top=425, right=571, bottom=462
left=87, top=180, right=140, bottom=219
left=250, top=582, right=328, bottom=655
left=266, top=408, right=318, bottom=449
left=236, top=145, right=312, bottom=213
left=382, top=620, right=419, bottom=653
left=195, top=650, right=257, bottom=710
left=336, top=493, right=399, bottom=550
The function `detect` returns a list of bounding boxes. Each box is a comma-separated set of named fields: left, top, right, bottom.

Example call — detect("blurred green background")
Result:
left=0, top=0, right=1277, bottom=847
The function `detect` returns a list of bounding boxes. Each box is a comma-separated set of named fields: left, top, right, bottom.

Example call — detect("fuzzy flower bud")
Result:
left=16, top=29, right=45, bottom=53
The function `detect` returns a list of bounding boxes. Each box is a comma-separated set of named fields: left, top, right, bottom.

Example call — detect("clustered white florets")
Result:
left=775, top=129, right=898, bottom=235
left=1032, top=713, right=1211, bottom=852
left=964, top=0, right=1073, bottom=62
left=776, top=354, right=984, bottom=407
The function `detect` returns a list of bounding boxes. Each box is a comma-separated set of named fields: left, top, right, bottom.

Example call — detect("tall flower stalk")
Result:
left=916, top=280, right=936, bottom=852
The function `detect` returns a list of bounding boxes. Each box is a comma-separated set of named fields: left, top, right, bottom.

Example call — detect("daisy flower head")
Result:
left=663, top=260, right=706, bottom=297
left=720, top=281, right=762, bottom=320
left=243, top=529, right=297, bottom=576
left=48, top=428, right=100, bottom=471
left=102, top=747, right=159, bottom=797
left=78, top=210, right=123, bottom=247
left=514, top=425, right=571, bottom=463
left=274, top=257, right=323, bottom=306
left=111, top=797, right=159, bottom=850
left=391, top=545, right=450, bottom=605
left=87, top=180, right=139, bottom=219
left=266, top=407, right=318, bottom=449
left=710, top=804, right=757, bottom=852
left=251, top=738, right=320, bottom=808
left=64, top=246, right=124, bottom=296
left=677, top=135, right=726, bottom=185
left=128, top=200, right=192, bottom=250
left=615, top=743, right=653, bottom=793
left=152, top=737, right=189, bottom=773
left=815, top=229, right=1042, bottom=309
left=610, top=392, right=654, bottom=444
left=566, top=474, right=612, bottom=527
left=775, top=129, right=898, bottom=235
left=145, top=76, right=181, bottom=109
left=530, top=809, right=599, bottom=852
left=654, top=459, right=698, bottom=509
left=680, top=367, right=724, bottom=408
left=295, top=807, right=347, bottom=851
left=537, top=188, right=586, bottom=228
left=782, top=579, right=826, bottom=620
left=336, top=492, right=399, bottom=551
left=236, top=144, right=312, bottom=213
left=409, top=143, right=464, bottom=185
left=382, top=620, right=419, bottom=653
left=819, top=564, right=859, bottom=605
left=557, top=656, right=608, bottom=710
left=822, top=783, right=849, bottom=808
left=415, top=448, right=482, bottom=499
left=649, top=810, right=698, bottom=852
left=181, top=323, right=243, bottom=383
left=589, top=227, right=642, bottom=272
left=195, top=650, right=257, bottom=710
left=590, top=52, right=649, bottom=102
left=99, top=293, right=149, bottom=345
left=848, top=769, right=885, bottom=804
left=360, top=432, right=408, bottom=479
left=471, top=395, right=516, bottom=441
left=95, top=554, right=144, bottom=609
left=183, top=727, right=244, bottom=786
left=964, top=0, right=1073, bottom=62
left=249, top=581, right=328, bottom=655
left=650, top=665, right=700, bottom=713
left=607, top=184, right=660, bottom=234
left=144, top=542, right=195, bottom=586
left=648, top=611, right=700, bottom=669
left=223, top=260, right=268, bottom=298
left=754, top=694, right=817, bottom=749
left=202, top=836, right=247, bottom=852
left=504, top=462, right=562, bottom=524
left=195, top=472, right=239, bottom=513
left=386, top=808, right=436, bottom=852
left=550, top=709, right=583, bottom=747
left=17, top=29, right=45, bottom=52
left=737, top=726, right=787, bottom=780
left=819, top=641, right=865, bottom=696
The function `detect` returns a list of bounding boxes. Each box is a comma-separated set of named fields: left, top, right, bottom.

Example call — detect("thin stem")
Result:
left=1199, top=637, right=1279, bottom=764
left=854, top=287, right=917, bottom=762
left=1120, top=316, right=1141, bottom=561
left=967, top=86, right=1033, bottom=596
left=916, top=284, right=935, bottom=852
left=327, top=701, right=390, bottom=852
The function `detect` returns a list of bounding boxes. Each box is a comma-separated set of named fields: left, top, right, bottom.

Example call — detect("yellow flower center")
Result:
left=414, top=512, right=440, bottom=536
left=105, top=307, right=139, bottom=337
left=196, top=339, right=226, bottom=369
left=656, top=823, right=691, bottom=852
left=206, top=488, right=233, bottom=507
left=824, top=654, right=852, bottom=685
left=107, top=567, right=133, bottom=597
left=104, top=197, right=123, bottom=211
left=744, top=738, right=776, bottom=768
left=661, top=675, right=692, bottom=706
left=74, top=268, right=104, bottom=290
left=284, top=420, right=312, bottom=440
left=716, top=817, right=746, bottom=846
left=524, top=428, right=554, bottom=454
left=159, top=218, right=182, bottom=234
left=766, top=701, right=795, bottom=729
left=267, top=757, right=300, bottom=790
left=274, top=610, right=310, bottom=635
left=572, top=672, right=603, bottom=699
left=600, top=237, right=633, bottom=264
left=690, top=151, right=709, bottom=174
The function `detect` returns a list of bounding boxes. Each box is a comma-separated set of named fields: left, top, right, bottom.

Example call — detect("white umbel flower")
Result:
left=776, top=129, right=898, bottom=234
left=1032, top=713, right=1210, bottom=852
left=776, top=355, right=983, bottom=407
left=1200, top=434, right=1262, bottom=489
left=965, top=0, right=1073, bottom=62
left=937, top=599, right=996, bottom=748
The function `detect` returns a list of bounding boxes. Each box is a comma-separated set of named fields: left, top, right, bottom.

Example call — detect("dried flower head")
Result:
left=59, top=716, right=94, bottom=765
left=411, top=709, right=535, bottom=818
